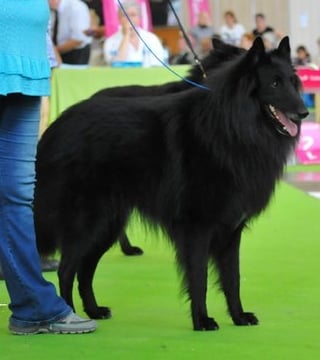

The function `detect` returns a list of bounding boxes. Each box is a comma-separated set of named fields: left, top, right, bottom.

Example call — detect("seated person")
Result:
left=189, top=11, right=215, bottom=55
left=240, top=32, right=254, bottom=50
left=293, top=45, right=312, bottom=67
left=219, top=10, right=245, bottom=46
left=103, top=1, right=164, bottom=67
left=170, top=31, right=194, bottom=65
left=49, top=0, right=92, bottom=65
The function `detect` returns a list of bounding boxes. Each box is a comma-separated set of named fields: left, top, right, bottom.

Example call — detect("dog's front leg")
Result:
left=58, top=252, right=77, bottom=311
left=172, top=224, right=219, bottom=331
left=214, top=224, right=259, bottom=326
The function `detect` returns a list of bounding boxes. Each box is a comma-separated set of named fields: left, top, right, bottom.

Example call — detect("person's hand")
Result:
left=122, top=21, right=133, bottom=37
left=84, top=26, right=105, bottom=39
left=84, top=28, right=95, bottom=37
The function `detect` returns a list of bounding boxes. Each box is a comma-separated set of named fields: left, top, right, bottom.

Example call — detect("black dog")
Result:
left=35, top=37, right=308, bottom=330
left=94, top=38, right=244, bottom=256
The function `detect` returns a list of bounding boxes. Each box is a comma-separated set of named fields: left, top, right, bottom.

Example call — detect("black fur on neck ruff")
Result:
left=35, top=36, right=308, bottom=331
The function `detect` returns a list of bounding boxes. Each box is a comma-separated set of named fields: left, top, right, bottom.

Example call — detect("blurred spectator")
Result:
left=252, top=13, right=274, bottom=37
left=83, top=0, right=105, bottom=65
left=240, top=32, right=254, bottom=50
left=292, top=45, right=314, bottom=108
left=199, top=37, right=213, bottom=58
left=170, top=31, right=194, bottom=65
left=150, top=0, right=169, bottom=26
left=167, top=0, right=181, bottom=26
left=315, top=37, right=320, bottom=66
left=83, top=0, right=105, bottom=39
left=252, top=13, right=283, bottom=49
left=103, top=0, right=164, bottom=67
left=49, top=0, right=92, bottom=65
left=84, top=0, right=103, bottom=24
left=262, top=31, right=278, bottom=50
left=189, top=11, right=215, bottom=56
left=219, top=10, right=245, bottom=46
left=293, top=45, right=312, bottom=67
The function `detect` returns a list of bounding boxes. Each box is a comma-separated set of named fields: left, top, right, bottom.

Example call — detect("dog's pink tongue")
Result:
left=276, top=110, right=298, bottom=137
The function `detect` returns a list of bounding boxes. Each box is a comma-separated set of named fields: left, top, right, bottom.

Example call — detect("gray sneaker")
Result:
left=9, top=312, right=97, bottom=335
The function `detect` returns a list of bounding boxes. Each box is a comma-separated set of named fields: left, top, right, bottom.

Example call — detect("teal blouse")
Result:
left=0, top=1, right=51, bottom=96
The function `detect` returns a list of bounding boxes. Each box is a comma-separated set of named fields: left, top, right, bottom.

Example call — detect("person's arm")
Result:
left=84, top=26, right=105, bottom=39
left=56, top=39, right=82, bottom=54
left=57, top=3, right=91, bottom=54
left=112, top=29, right=131, bottom=62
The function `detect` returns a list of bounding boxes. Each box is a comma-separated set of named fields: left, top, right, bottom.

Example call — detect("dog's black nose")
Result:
left=298, top=110, right=309, bottom=120
left=287, top=110, right=309, bottom=121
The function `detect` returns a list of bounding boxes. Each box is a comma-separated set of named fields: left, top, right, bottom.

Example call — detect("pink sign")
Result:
left=102, top=0, right=152, bottom=37
left=297, top=67, right=320, bottom=90
left=187, top=0, right=212, bottom=27
left=296, top=122, right=320, bottom=164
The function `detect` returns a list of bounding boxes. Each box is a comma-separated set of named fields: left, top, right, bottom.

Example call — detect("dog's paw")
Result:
left=194, top=317, right=220, bottom=331
left=233, top=312, right=259, bottom=326
left=85, top=306, right=112, bottom=320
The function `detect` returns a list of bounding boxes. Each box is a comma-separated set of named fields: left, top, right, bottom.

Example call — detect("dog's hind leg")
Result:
left=77, top=216, right=128, bottom=319
left=77, top=240, right=115, bottom=319
left=58, top=249, right=78, bottom=311
left=213, top=224, right=259, bottom=326
left=171, top=225, right=219, bottom=331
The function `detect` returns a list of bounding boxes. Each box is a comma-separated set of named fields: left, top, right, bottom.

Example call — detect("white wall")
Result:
left=288, top=0, right=320, bottom=64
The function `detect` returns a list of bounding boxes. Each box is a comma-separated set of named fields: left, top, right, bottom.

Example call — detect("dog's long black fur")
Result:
left=35, top=37, right=308, bottom=331
left=92, top=38, right=244, bottom=256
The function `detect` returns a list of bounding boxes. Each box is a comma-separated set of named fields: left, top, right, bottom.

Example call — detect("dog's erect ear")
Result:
left=250, top=36, right=265, bottom=55
left=246, top=36, right=265, bottom=64
left=277, top=36, right=291, bottom=62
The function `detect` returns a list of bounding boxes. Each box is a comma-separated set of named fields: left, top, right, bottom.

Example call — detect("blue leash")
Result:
left=116, top=0, right=210, bottom=91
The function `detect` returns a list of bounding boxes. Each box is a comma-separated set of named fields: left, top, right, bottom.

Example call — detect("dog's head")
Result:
left=246, top=36, right=309, bottom=137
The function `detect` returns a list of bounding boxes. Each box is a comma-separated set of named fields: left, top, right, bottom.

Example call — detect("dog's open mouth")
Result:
left=267, top=105, right=299, bottom=137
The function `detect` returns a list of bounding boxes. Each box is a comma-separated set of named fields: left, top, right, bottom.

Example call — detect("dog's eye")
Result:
left=271, top=76, right=281, bottom=89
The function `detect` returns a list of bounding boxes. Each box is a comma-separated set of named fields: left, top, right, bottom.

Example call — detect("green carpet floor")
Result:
left=0, top=182, right=319, bottom=359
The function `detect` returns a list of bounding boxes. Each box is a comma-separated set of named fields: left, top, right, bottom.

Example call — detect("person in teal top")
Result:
left=0, top=1, right=97, bottom=334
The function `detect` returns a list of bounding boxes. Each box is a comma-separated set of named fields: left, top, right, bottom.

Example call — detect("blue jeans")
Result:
left=0, top=94, right=71, bottom=327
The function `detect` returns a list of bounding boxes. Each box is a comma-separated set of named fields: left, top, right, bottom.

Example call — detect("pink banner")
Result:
left=102, top=0, right=152, bottom=37
left=187, top=0, right=212, bottom=27
left=296, top=122, right=320, bottom=164
left=297, top=67, right=320, bottom=90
